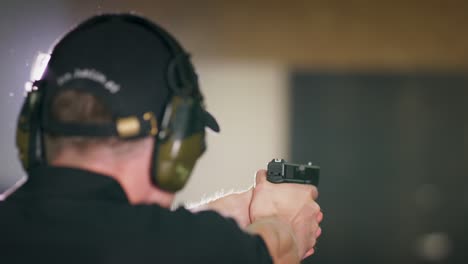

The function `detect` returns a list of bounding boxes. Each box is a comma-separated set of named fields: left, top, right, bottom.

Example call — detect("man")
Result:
left=0, top=14, right=322, bottom=263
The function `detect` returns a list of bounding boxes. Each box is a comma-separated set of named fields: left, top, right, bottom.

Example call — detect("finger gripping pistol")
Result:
left=267, top=159, right=320, bottom=186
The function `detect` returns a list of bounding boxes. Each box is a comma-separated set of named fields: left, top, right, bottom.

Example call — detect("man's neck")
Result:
left=50, top=150, right=175, bottom=208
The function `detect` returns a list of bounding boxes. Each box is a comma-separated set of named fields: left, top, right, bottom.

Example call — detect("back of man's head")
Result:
left=17, top=13, right=219, bottom=197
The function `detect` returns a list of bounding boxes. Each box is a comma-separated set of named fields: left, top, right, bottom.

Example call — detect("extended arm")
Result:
left=188, top=188, right=253, bottom=228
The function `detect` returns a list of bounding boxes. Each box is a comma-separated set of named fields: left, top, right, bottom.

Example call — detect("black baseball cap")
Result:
left=39, top=14, right=219, bottom=138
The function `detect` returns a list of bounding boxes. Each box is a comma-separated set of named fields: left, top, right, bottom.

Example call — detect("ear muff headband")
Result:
left=120, top=15, right=209, bottom=192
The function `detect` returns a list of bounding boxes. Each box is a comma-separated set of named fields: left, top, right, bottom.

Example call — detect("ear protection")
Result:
left=128, top=16, right=213, bottom=192
left=16, top=81, right=46, bottom=170
left=16, top=14, right=217, bottom=193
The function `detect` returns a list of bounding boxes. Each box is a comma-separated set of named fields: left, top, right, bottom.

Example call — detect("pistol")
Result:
left=267, top=159, right=320, bottom=186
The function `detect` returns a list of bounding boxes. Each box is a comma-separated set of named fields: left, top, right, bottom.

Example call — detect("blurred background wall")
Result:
left=1, top=0, right=467, bottom=263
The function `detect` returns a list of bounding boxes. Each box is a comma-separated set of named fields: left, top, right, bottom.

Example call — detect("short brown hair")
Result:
left=45, top=89, right=125, bottom=161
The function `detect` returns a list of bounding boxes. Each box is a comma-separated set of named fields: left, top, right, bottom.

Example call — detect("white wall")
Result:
left=175, top=60, right=290, bottom=205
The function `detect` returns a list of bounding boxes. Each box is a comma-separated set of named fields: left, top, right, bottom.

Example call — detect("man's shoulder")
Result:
left=1, top=198, right=271, bottom=263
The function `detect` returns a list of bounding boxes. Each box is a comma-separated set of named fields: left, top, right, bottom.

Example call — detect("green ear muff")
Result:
left=152, top=96, right=207, bottom=192
left=131, top=13, right=215, bottom=192
left=16, top=113, right=30, bottom=169
left=16, top=86, right=44, bottom=171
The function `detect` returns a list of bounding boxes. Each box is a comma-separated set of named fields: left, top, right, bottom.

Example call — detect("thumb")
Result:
left=254, top=169, right=268, bottom=187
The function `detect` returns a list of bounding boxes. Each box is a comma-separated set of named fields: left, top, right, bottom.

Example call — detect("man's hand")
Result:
left=250, top=170, right=323, bottom=259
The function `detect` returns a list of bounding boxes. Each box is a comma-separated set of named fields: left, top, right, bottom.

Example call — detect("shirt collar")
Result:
left=12, top=165, right=130, bottom=203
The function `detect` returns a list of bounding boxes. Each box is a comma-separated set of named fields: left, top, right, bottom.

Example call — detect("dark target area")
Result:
left=291, top=72, right=468, bottom=264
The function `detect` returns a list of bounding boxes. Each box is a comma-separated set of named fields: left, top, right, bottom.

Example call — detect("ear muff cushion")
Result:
left=155, top=133, right=205, bottom=192
left=16, top=90, right=44, bottom=171
left=16, top=114, right=30, bottom=169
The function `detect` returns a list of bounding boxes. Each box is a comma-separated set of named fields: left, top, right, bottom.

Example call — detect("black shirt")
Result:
left=0, top=166, right=272, bottom=264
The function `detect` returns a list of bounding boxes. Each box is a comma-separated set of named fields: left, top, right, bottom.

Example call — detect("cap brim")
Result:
left=204, top=110, right=220, bottom=132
